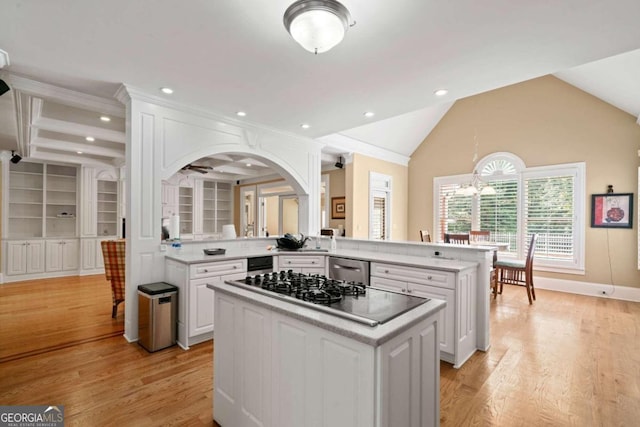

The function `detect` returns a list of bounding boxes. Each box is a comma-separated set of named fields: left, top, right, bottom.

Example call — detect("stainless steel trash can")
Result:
left=138, top=282, right=177, bottom=352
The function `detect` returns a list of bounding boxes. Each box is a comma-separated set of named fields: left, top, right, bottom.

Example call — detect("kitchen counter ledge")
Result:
left=209, top=281, right=446, bottom=347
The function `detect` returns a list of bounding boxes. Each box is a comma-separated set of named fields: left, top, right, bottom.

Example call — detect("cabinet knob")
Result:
left=233, top=265, right=237, bottom=269
left=428, top=275, right=433, bottom=280
left=311, top=261, right=316, bottom=264
left=204, top=269, right=209, bottom=273
left=401, top=289, right=406, bottom=293
left=287, top=261, right=291, bottom=264
left=407, top=289, right=413, bottom=294
left=384, top=269, right=389, bottom=274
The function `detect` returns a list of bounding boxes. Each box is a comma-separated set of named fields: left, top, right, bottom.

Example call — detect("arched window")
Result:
left=433, top=153, right=585, bottom=274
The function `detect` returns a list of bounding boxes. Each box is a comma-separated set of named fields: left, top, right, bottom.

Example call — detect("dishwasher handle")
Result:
left=333, top=264, right=361, bottom=271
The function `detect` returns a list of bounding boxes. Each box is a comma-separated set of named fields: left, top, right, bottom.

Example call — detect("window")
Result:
left=434, top=153, right=585, bottom=273
left=370, top=172, right=392, bottom=240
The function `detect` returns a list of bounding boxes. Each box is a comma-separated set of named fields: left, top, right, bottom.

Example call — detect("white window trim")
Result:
left=433, top=159, right=586, bottom=275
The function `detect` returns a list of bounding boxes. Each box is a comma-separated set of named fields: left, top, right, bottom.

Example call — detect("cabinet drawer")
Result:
left=278, top=255, right=325, bottom=269
left=371, top=262, right=454, bottom=289
left=190, top=259, right=246, bottom=279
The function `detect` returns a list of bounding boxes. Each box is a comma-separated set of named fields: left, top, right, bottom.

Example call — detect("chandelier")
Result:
left=456, top=132, right=496, bottom=196
left=283, top=0, right=354, bottom=54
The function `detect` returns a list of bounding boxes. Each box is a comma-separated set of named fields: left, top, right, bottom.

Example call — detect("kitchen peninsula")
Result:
left=209, top=277, right=446, bottom=427
left=164, top=237, right=491, bottom=368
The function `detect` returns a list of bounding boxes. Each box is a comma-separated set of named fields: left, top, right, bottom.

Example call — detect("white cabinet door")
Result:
left=81, top=239, right=96, bottom=270
left=6, top=241, right=27, bottom=275
left=45, top=241, right=63, bottom=272
left=62, top=239, right=79, bottom=271
left=45, top=239, right=79, bottom=272
left=189, top=277, right=217, bottom=337
left=95, top=239, right=105, bottom=269
left=26, top=240, right=45, bottom=273
left=409, top=283, right=455, bottom=356
left=370, top=276, right=407, bottom=294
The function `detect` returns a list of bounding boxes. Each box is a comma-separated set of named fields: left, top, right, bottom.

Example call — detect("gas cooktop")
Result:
left=227, top=270, right=428, bottom=327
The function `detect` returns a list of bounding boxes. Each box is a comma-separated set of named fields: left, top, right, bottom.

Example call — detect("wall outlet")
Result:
left=434, top=251, right=441, bottom=256
left=159, top=244, right=167, bottom=252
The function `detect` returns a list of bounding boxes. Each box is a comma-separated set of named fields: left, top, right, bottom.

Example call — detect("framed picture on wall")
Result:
left=591, top=193, right=633, bottom=228
left=332, top=197, right=346, bottom=219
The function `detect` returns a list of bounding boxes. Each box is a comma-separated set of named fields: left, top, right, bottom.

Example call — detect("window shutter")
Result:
left=524, top=175, right=575, bottom=261
left=371, top=195, right=386, bottom=240
left=436, top=183, right=472, bottom=241
left=479, top=179, right=519, bottom=253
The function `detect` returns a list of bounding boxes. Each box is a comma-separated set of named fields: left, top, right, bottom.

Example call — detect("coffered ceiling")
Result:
left=1, top=0, right=639, bottom=180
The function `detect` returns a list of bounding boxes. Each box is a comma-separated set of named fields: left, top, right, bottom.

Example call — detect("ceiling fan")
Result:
left=181, top=163, right=213, bottom=174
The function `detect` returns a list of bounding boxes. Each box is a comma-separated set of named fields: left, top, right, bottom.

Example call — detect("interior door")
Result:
left=240, top=186, right=257, bottom=238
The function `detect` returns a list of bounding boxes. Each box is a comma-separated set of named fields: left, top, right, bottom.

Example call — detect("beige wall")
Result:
left=347, top=153, right=408, bottom=240
left=408, top=75, right=640, bottom=287
left=326, top=168, right=346, bottom=231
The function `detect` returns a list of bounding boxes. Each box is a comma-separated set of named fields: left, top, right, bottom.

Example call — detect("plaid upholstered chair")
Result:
left=101, top=240, right=126, bottom=318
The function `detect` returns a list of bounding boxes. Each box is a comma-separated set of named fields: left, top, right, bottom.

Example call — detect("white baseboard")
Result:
left=0, top=273, right=3, bottom=284
left=535, top=276, right=640, bottom=302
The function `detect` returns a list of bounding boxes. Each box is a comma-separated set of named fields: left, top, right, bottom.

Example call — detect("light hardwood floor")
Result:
left=1, top=276, right=639, bottom=426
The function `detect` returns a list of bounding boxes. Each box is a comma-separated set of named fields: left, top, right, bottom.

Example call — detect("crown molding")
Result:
left=316, top=133, right=410, bottom=167
left=4, top=73, right=124, bottom=117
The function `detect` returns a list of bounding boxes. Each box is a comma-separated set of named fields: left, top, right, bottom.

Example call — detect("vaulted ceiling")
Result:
left=1, top=0, right=639, bottom=180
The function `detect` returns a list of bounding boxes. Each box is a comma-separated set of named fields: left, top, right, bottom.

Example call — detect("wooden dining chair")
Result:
left=419, top=229, right=431, bottom=242
left=470, top=230, right=491, bottom=242
left=494, top=234, right=538, bottom=304
left=101, top=240, right=126, bottom=318
left=444, top=233, right=470, bottom=244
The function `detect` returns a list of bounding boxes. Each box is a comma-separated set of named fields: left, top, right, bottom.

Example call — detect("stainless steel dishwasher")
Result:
left=328, top=257, right=370, bottom=286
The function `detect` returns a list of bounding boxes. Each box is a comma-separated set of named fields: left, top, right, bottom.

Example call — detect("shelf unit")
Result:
left=179, top=186, right=193, bottom=235
left=45, top=164, right=78, bottom=238
left=202, top=180, right=232, bottom=234
left=216, top=182, right=232, bottom=232
left=8, top=162, right=44, bottom=238
left=97, top=180, right=118, bottom=236
left=8, top=162, right=78, bottom=239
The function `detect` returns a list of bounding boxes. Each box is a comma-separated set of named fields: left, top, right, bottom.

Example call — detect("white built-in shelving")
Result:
left=97, top=180, right=118, bottom=236
left=8, top=162, right=78, bottom=239
left=179, top=186, right=193, bottom=235
left=202, top=180, right=232, bottom=234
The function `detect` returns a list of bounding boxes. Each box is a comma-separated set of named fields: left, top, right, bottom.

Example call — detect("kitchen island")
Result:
left=209, top=279, right=446, bottom=427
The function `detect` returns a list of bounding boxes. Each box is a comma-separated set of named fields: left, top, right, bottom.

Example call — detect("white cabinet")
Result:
left=81, top=238, right=110, bottom=271
left=5, top=240, right=45, bottom=275
left=213, top=289, right=440, bottom=427
left=164, top=257, right=247, bottom=349
left=189, top=260, right=247, bottom=338
left=277, top=254, right=326, bottom=275
left=371, top=261, right=476, bottom=368
left=45, top=239, right=79, bottom=272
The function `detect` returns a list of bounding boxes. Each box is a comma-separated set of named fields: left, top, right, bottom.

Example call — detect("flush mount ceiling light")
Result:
left=236, top=111, right=247, bottom=117
left=160, top=87, right=173, bottom=94
left=85, top=136, right=95, bottom=142
left=283, top=0, right=354, bottom=54
left=434, top=89, right=448, bottom=97
left=363, top=111, right=375, bottom=118
left=100, top=116, right=111, bottom=122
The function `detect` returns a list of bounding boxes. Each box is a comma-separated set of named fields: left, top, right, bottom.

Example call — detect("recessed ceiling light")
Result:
left=85, top=136, right=95, bottom=142
left=301, top=123, right=310, bottom=129
left=236, top=111, right=247, bottom=117
left=100, top=116, right=111, bottom=122
left=246, top=163, right=252, bottom=167
left=160, top=87, right=174, bottom=94
left=77, top=151, right=83, bottom=154
left=434, top=89, right=448, bottom=97
left=364, top=111, right=375, bottom=118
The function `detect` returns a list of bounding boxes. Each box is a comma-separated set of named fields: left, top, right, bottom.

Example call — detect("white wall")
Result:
left=116, top=85, right=322, bottom=341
